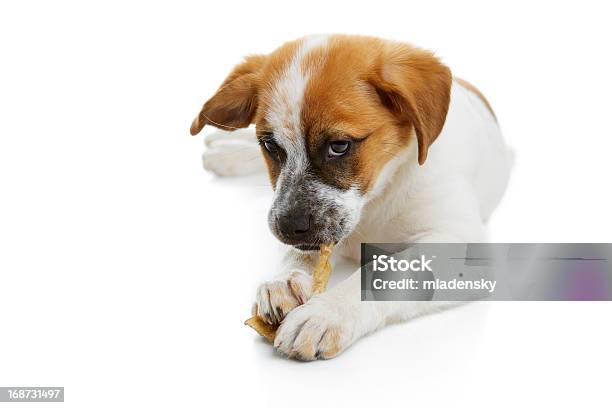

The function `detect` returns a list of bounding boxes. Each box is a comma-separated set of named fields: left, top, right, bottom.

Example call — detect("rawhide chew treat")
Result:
left=244, top=315, right=277, bottom=343
left=244, top=243, right=334, bottom=342
left=311, top=243, right=334, bottom=294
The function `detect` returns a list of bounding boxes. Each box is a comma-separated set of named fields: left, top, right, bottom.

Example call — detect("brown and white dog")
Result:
left=191, top=35, right=512, bottom=360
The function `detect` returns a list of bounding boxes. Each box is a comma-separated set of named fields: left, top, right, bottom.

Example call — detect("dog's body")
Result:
left=193, top=35, right=512, bottom=360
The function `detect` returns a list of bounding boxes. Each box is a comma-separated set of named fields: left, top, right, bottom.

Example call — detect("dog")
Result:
left=190, top=34, right=512, bottom=360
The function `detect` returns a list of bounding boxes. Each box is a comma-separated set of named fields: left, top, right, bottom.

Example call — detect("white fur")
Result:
left=203, top=77, right=512, bottom=360
left=266, top=35, right=329, bottom=177
left=305, top=181, right=365, bottom=231
left=273, top=80, right=512, bottom=359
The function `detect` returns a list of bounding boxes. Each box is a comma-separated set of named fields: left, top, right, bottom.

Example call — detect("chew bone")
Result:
left=243, top=315, right=277, bottom=342
left=244, top=243, right=334, bottom=342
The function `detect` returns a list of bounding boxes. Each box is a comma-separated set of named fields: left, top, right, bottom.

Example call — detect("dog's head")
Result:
left=191, top=35, right=452, bottom=250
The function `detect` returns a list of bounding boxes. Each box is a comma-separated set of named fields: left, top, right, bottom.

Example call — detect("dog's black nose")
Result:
left=278, top=211, right=311, bottom=240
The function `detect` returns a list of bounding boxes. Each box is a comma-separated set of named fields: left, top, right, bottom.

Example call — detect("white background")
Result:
left=1, top=1, right=611, bottom=407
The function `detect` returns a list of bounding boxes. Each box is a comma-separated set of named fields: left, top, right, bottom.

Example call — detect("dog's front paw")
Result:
left=254, top=271, right=313, bottom=325
left=274, top=298, right=355, bottom=360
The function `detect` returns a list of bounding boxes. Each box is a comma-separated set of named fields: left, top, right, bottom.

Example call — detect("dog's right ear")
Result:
left=190, top=54, right=267, bottom=135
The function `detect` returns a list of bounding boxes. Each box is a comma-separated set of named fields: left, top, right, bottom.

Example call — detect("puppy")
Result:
left=191, top=35, right=512, bottom=360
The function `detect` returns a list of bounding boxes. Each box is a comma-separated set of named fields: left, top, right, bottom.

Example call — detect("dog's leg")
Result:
left=253, top=248, right=326, bottom=326
left=275, top=224, right=485, bottom=360
left=273, top=256, right=459, bottom=360
left=201, top=129, right=266, bottom=177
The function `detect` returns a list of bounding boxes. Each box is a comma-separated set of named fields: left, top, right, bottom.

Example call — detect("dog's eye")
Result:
left=328, top=140, right=350, bottom=158
left=262, top=140, right=277, bottom=154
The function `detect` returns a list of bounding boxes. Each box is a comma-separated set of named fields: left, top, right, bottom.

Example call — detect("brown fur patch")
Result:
left=455, top=77, right=497, bottom=120
left=193, top=35, right=453, bottom=193
left=300, top=35, right=451, bottom=193
left=190, top=54, right=267, bottom=135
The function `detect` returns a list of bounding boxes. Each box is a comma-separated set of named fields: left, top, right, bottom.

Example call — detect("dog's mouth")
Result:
left=268, top=188, right=360, bottom=252
left=294, top=243, right=322, bottom=251
left=268, top=209, right=348, bottom=251
left=293, top=241, right=340, bottom=251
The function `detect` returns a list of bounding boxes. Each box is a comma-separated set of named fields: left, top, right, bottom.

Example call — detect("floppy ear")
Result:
left=370, top=44, right=452, bottom=165
left=190, top=54, right=267, bottom=135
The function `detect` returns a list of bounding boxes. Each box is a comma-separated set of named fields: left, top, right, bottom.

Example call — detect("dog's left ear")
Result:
left=370, top=44, right=452, bottom=165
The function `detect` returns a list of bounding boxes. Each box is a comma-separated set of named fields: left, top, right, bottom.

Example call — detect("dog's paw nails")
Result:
left=274, top=300, right=353, bottom=361
left=255, top=271, right=313, bottom=325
